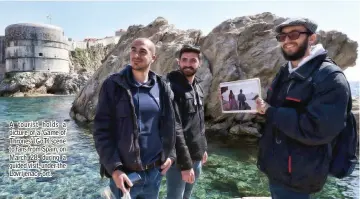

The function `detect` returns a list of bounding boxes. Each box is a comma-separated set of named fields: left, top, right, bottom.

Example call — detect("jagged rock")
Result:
left=234, top=113, right=256, bottom=123
left=75, top=113, right=87, bottom=123
left=0, top=72, right=92, bottom=96
left=70, top=44, right=116, bottom=73
left=48, top=73, right=92, bottom=95
left=69, top=12, right=358, bottom=140
left=353, top=98, right=359, bottom=131
left=12, top=92, right=24, bottom=97
left=229, top=124, right=261, bottom=137
left=353, top=98, right=359, bottom=112
left=207, top=121, right=232, bottom=136
left=44, top=77, right=55, bottom=90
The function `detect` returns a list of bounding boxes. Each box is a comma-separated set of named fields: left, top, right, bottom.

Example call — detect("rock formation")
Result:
left=70, top=44, right=116, bottom=73
left=69, top=12, right=358, bottom=138
left=0, top=44, right=116, bottom=97
left=352, top=98, right=359, bottom=132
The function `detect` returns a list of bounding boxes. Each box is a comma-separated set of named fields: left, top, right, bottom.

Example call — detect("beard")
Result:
left=281, top=37, right=309, bottom=61
left=131, top=61, right=150, bottom=72
left=180, top=66, right=198, bottom=77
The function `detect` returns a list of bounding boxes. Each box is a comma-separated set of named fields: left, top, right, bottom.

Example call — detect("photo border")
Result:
left=219, top=78, right=262, bottom=113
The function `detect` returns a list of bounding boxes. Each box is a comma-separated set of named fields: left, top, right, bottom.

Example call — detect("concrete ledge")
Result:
left=234, top=197, right=271, bottom=199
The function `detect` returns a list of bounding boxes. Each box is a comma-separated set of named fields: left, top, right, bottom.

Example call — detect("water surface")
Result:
left=0, top=96, right=358, bottom=199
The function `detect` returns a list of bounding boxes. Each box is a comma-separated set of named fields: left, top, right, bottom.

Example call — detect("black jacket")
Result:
left=257, top=53, right=351, bottom=193
left=167, top=70, right=208, bottom=170
left=93, top=65, right=190, bottom=177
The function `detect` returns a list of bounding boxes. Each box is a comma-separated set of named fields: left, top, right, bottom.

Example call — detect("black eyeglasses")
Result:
left=276, top=31, right=311, bottom=42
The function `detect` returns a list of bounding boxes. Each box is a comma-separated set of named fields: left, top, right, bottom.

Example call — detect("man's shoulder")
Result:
left=313, top=59, right=344, bottom=83
left=102, top=72, right=124, bottom=86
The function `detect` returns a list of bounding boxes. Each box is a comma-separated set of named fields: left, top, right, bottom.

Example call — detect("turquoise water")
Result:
left=0, top=95, right=358, bottom=199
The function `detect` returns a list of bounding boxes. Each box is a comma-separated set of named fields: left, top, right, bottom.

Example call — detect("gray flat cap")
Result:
left=275, top=18, right=318, bottom=33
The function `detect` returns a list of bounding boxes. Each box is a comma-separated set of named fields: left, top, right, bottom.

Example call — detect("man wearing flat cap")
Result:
left=255, top=18, right=353, bottom=198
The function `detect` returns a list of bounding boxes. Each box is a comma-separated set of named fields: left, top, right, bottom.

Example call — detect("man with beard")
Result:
left=255, top=18, right=351, bottom=198
left=165, top=44, right=208, bottom=199
left=93, top=38, right=191, bottom=199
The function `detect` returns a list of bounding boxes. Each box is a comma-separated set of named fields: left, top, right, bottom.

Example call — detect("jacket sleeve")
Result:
left=93, top=78, right=123, bottom=175
left=266, top=72, right=350, bottom=145
left=172, top=95, right=193, bottom=170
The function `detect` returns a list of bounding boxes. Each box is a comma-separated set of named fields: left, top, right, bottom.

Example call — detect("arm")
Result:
left=93, top=79, right=123, bottom=175
left=172, top=99, right=193, bottom=170
left=266, top=72, right=350, bottom=145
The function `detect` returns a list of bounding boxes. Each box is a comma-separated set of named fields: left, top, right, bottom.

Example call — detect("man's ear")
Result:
left=309, top=33, right=317, bottom=46
left=152, top=55, right=157, bottom=63
left=176, top=58, right=180, bottom=66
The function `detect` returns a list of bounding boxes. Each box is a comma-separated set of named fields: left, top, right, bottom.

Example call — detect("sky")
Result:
left=0, top=0, right=359, bottom=80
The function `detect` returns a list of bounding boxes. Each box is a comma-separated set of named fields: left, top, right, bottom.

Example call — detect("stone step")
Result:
left=234, top=197, right=271, bottom=199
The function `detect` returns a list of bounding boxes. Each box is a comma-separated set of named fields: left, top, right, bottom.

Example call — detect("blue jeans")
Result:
left=269, top=182, right=310, bottom=199
left=109, top=167, right=162, bottom=199
left=165, top=161, right=202, bottom=199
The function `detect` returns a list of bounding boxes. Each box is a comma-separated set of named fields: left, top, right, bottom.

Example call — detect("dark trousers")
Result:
left=109, top=167, right=162, bottom=199
left=269, top=182, right=310, bottom=199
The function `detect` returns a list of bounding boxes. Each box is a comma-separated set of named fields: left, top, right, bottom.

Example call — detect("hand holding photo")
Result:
left=219, top=78, right=261, bottom=113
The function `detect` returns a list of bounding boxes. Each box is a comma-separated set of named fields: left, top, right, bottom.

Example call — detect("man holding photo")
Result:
left=165, top=44, right=208, bottom=199
left=255, top=18, right=351, bottom=198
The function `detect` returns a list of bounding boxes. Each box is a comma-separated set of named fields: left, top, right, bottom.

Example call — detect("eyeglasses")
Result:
left=276, top=31, right=311, bottom=42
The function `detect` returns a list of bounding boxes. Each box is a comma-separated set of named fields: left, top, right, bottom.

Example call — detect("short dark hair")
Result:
left=178, top=44, right=202, bottom=60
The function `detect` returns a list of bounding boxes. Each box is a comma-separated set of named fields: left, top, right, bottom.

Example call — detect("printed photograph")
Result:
left=219, top=78, right=261, bottom=113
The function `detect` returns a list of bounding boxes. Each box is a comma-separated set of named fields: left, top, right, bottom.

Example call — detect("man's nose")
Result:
left=132, top=52, right=139, bottom=57
left=283, top=35, right=292, bottom=43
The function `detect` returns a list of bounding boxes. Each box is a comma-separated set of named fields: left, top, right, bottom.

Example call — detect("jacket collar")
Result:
left=288, top=53, right=328, bottom=81
left=111, top=64, right=162, bottom=89
left=167, top=70, right=202, bottom=89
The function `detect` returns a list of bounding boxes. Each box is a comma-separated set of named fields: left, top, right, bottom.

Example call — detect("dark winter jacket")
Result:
left=167, top=70, right=208, bottom=170
left=257, top=53, right=351, bottom=193
left=93, top=65, right=190, bottom=177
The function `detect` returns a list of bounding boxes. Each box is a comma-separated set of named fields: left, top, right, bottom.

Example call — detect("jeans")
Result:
left=165, top=161, right=202, bottom=199
left=269, top=182, right=310, bottom=199
left=109, top=167, right=162, bottom=199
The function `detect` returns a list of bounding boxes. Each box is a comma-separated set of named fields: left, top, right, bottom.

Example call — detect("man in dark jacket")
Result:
left=93, top=38, right=191, bottom=199
left=165, top=44, right=208, bottom=199
left=255, top=18, right=351, bottom=198
left=237, top=89, right=246, bottom=110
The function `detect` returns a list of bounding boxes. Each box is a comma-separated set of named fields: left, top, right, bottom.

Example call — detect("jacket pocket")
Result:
left=290, top=143, right=330, bottom=191
left=184, top=92, right=196, bottom=113
left=115, top=99, right=133, bottom=141
left=267, top=133, right=291, bottom=183
left=257, top=126, right=279, bottom=174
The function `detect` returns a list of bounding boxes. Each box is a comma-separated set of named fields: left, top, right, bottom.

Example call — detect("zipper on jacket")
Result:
left=286, top=81, right=294, bottom=94
left=124, top=88, right=141, bottom=165
left=275, top=80, right=294, bottom=144
left=286, top=80, right=294, bottom=181
left=137, top=87, right=141, bottom=135
left=195, top=85, right=204, bottom=135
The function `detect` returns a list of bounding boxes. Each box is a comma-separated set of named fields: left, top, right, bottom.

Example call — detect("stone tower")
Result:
left=4, top=23, right=70, bottom=74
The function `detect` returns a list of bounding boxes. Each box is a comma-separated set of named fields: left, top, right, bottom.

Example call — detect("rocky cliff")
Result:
left=0, top=44, right=116, bottom=97
left=70, top=44, right=116, bottom=73
left=69, top=12, right=358, bottom=139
